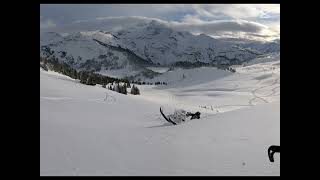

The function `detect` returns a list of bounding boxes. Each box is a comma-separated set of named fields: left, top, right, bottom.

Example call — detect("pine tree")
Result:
left=86, top=75, right=91, bottom=85
left=127, top=82, right=131, bottom=88
left=115, top=83, right=120, bottom=93
left=122, top=85, right=127, bottom=95
left=131, top=85, right=140, bottom=95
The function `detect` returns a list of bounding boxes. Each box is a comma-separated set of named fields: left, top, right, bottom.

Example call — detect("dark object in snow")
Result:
left=186, top=111, right=201, bottom=119
left=160, top=107, right=177, bottom=125
left=160, top=108, right=201, bottom=125
left=268, top=145, right=280, bottom=162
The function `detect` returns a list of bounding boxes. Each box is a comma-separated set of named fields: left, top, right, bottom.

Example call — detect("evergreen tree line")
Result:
left=130, top=81, right=152, bottom=85
left=227, top=67, right=236, bottom=73
left=113, top=83, right=127, bottom=95
left=40, top=56, right=78, bottom=79
left=40, top=63, right=48, bottom=71
left=168, top=61, right=237, bottom=73
left=104, top=83, right=128, bottom=95
left=216, top=65, right=236, bottom=73
left=130, top=81, right=167, bottom=85
left=102, top=83, right=140, bottom=95
left=171, top=61, right=211, bottom=69
left=154, top=81, right=167, bottom=85
left=40, top=56, right=130, bottom=86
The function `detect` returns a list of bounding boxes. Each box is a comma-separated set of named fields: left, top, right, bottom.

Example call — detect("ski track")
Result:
left=40, top=96, right=116, bottom=104
left=196, top=75, right=279, bottom=113
left=248, top=76, right=280, bottom=106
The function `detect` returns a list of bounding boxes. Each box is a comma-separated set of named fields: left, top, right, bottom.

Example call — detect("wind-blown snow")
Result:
left=40, top=57, right=280, bottom=175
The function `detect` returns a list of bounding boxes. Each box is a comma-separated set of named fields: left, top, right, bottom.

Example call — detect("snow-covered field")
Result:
left=40, top=59, right=280, bottom=175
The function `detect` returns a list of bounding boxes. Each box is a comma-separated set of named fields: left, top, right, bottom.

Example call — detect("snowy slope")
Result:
left=242, top=52, right=280, bottom=67
left=40, top=31, right=152, bottom=76
left=40, top=57, right=280, bottom=175
left=137, top=58, right=280, bottom=113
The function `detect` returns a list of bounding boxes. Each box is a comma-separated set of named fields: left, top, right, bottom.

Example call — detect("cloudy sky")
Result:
left=40, top=4, right=280, bottom=41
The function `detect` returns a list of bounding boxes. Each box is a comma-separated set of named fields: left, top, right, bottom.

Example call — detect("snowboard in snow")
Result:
left=160, top=107, right=177, bottom=125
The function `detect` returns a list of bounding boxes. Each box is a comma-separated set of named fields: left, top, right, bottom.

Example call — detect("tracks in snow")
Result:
left=248, top=76, right=280, bottom=106
left=202, top=75, right=280, bottom=114
left=40, top=94, right=117, bottom=104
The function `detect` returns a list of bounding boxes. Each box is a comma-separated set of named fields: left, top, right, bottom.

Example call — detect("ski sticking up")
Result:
left=160, top=107, right=177, bottom=125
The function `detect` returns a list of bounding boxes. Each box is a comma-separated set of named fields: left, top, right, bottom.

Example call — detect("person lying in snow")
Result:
left=165, top=109, right=201, bottom=124
left=186, top=111, right=201, bottom=120
left=167, top=109, right=188, bottom=124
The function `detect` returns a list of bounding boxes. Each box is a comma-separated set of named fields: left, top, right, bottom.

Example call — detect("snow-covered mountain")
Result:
left=40, top=20, right=280, bottom=78
left=40, top=31, right=152, bottom=77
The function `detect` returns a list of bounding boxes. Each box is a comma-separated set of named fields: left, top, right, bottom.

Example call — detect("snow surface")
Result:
left=40, top=58, right=280, bottom=175
left=145, top=66, right=170, bottom=73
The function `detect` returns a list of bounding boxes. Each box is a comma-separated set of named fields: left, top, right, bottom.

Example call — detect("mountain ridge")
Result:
left=40, top=21, right=279, bottom=78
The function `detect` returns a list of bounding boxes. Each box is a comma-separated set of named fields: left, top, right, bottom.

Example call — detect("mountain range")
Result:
left=40, top=20, right=280, bottom=78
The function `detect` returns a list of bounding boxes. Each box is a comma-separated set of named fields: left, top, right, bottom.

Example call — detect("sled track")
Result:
left=249, top=88, right=269, bottom=105
left=260, top=86, right=280, bottom=98
left=248, top=77, right=280, bottom=105
left=210, top=76, right=280, bottom=111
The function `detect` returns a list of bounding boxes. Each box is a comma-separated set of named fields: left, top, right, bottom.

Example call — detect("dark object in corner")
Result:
left=268, top=145, right=280, bottom=162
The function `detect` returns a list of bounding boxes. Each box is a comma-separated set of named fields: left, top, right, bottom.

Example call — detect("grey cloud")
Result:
left=171, top=20, right=268, bottom=34
left=41, top=16, right=278, bottom=41
left=40, top=4, right=190, bottom=25
left=40, top=17, right=56, bottom=29
left=46, top=16, right=268, bottom=33
left=46, top=16, right=159, bottom=33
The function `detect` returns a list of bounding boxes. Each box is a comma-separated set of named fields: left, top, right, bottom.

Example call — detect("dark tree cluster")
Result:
left=40, top=56, right=130, bottom=86
left=131, top=81, right=142, bottom=85
left=130, top=85, right=140, bottom=95
left=154, top=81, right=167, bottom=85
left=216, top=65, right=236, bottom=73
left=40, top=56, right=78, bottom=79
left=130, top=81, right=153, bottom=85
left=107, top=83, right=129, bottom=95
left=78, top=71, right=97, bottom=86
left=227, top=67, right=236, bottom=73
left=126, top=82, right=131, bottom=88
left=171, top=61, right=211, bottom=69
left=113, top=83, right=128, bottom=95
left=40, top=63, right=48, bottom=71
left=78, top=71, right=129, bottom=86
